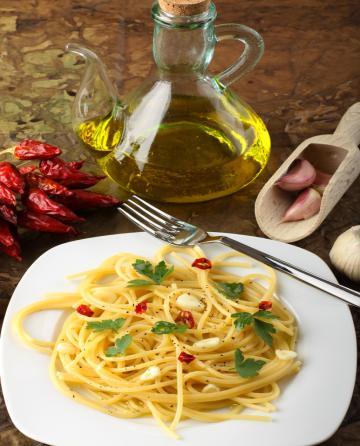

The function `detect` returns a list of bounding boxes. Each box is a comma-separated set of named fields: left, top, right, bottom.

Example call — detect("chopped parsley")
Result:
left=86, top=318, right=125, bottom=332
left=105, top=334, right=132, bottom=357
left=231, top=310, right=279, bottom=346
left=234, top=348, right=265, bottom=378
left=151, top=321, right=187, bottom=335
left=215, top=282, right=244, bottom=300
left=127, top=259, right=174, bottom=287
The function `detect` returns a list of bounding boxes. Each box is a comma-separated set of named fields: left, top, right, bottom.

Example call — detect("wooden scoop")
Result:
left=255, top=102, right=360, bottom=243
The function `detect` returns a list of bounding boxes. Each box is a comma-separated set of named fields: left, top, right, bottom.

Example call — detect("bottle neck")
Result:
left=152, top=2, right=217, bottom=75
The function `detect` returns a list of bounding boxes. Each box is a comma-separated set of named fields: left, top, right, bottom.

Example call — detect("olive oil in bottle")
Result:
left=77, top=94, right=270, bottom=203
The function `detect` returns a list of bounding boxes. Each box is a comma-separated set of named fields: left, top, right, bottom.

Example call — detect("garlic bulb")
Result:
left=330, top=226, right=360, bottom=282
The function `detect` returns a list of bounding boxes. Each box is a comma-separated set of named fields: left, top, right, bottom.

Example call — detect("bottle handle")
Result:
left=214, top=24, right=264, bottom=87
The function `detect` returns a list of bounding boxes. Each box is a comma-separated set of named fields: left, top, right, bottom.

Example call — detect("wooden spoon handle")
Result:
left=334, top=102, right=360, bottom=145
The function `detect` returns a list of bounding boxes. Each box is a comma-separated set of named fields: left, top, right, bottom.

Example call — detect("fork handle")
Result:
left=217, top=236, right=360, bottom=307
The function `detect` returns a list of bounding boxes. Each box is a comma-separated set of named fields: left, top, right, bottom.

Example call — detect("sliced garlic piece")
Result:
left=202, top=383, right=220, bottom=393
left=275, top=349, right=297, bottom=360
left=176, top=293, right=204, bottom=311
left=193, top=337, right=220, bottom=349
left=140, top=366, right=161, bottom=381
left=56, top=342, right=77, bottom=354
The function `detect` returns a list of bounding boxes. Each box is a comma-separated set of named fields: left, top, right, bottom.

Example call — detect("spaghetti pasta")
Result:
left=13, top=244, right=301, bottom=438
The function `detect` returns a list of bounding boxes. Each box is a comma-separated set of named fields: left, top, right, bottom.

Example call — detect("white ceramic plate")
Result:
left=0, top=232, right=357, bottom=446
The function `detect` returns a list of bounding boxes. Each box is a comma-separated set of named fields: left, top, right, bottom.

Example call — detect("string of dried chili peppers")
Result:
left=0, top=139, right=121, bottom=261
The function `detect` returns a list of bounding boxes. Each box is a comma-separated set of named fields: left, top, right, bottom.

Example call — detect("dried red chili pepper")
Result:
left=0, top=204, right=17, bottom=225
left=39, top=158, right=104, bottom=188
left=0, top=183, right=16, bottom=207
left=19, top=165, right=36, bottom=175
left=68, top=160, right=85, bottom=170
left=259, top=300, right=272, bottom=311
left=25, top=189, right=84, bottom=222
left=18, top=210, right=77, bottom=235
left=76, top=304, right=94, bottom=317
left=0, top=219, right=15, bottom=247
left=57, top=189, right=120, bottom=210
left=15, top=139, right=62, bottom=160
left=176, top=310, right=195, bottom=329
left=26, top=173, right=74, bottom=197
left=135, top=301, right=148, bottom=314
left=0, top=238, right=22, bottom=261
left=0, top=162, right=25, bottom=194
left=178, top=351, right=196, bottom=364
left=192, top=257, right=212, bottom=270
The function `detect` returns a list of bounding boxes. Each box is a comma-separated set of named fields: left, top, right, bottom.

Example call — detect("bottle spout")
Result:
left=65, top=43, right=118, bottom=101
left=65, top=43, right=125, bottom=152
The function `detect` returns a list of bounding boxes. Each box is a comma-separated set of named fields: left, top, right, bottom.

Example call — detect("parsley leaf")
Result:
left=254, top=310, right=279, bottom=320
left=231, top=311, right=278, bottom=346
left=105, top=334, right=132, bottom=357
left=234, top=348, right=265, bottom=378
left=216, top=282, right=244, bottom=300
left=129, top=259, right=174, bottom=287
left=87, top=318, right=125, bottom=332
left=151, top=321, right=187, bottom=335
left=231, top=312, right=254, bottom=331
left=254, top=319, right=276, bottom=347
left=127, top=279, right=153, bottom=288
left=152, top=261, right=174, bottom=284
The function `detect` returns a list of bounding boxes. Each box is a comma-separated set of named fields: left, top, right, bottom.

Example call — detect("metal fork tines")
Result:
left=118, top=195, right=206, bottom=245
left=118, top=195, right=360, bottom=308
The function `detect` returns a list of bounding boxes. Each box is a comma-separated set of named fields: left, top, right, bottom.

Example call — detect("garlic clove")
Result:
left=283, top=187, right=321, bottom=222
left=313, top=169, right=332, bottom=194
left=275, top=349, right=297, bottom=360
left=176, top=293, right=204, bottom=311
left=276, top=159, right=316, bottom=191
left=330, top=226, right=360, bottom=282
left=202, top=383, right=220, bottom=393
left=140, top=366, right=161, bottom=381
left=192, top=337, right=220, bottom=349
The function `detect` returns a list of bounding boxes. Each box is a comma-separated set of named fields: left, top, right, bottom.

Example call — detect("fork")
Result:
left=118, top=195, right=360, bottom=308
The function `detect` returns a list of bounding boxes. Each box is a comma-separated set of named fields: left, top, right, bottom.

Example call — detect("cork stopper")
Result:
left=158, top=0, right=211, bottom=16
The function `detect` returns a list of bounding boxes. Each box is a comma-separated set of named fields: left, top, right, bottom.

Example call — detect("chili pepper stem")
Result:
left=0, top=147, right=16, bottom=156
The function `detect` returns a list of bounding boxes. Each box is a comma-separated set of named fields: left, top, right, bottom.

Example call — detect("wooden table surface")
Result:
left=0, top=1, right=359, bottom=444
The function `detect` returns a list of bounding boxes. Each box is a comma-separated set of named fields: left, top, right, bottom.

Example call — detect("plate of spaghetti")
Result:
left=0, top=232, right=356, bottom=446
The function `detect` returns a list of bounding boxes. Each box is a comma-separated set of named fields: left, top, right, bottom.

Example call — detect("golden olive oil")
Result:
left=77, top=95, right=270, bottom=203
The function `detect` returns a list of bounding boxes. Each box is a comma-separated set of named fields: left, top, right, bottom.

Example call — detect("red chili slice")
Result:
left=192, top=257, right=212, bottom=270
left=178, top=351, right=196, bottom=364
left=76, top=304, right=94, bottom=317
left=135, top=301, right=148, bottom=314
left=176, top=311, right=195, bottom=329
left=259, top=300, right=272, bottom=311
